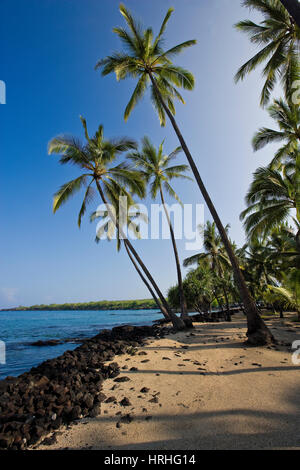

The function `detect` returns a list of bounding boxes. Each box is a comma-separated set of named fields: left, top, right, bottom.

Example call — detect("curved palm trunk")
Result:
left=124, top=240, right=170, bottom=319
left=149, top=72, right=274, bottom=345
left=125, top=241, right=186, bottom=330
left=159, top=187, right=193, bottom=328
left=95, top=180, right=185, bottom=331
left=279, top=0, right=300, bottom=28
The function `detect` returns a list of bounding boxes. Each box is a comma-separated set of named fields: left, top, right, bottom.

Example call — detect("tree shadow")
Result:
left=67, top=384, right=300, bottom=450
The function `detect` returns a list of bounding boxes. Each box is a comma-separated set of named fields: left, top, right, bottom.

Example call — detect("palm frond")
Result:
left=124, top=73, right=148, bottom=121
left=53, top=175, right=89, bottom=214
left=78, top=183, right=95, bottom=228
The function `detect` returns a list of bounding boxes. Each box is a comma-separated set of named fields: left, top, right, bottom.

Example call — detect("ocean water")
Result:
left=0, top=309, right=162, bottom=380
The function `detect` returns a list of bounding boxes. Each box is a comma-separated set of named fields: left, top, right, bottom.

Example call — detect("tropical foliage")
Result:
left=95, top=4, right=196, bottom=126
left=47, top=2, right=300, bottom=338
left=235, top=0, right=300, bottom=106
left=252, top=98, right=300, bottom=169
left=127, top=137, right=192, bottom=324
left=97, top=3, right=275, bottom=344
left=240, top=164, right=299, bottom=242
left=49, top=117, right=185, bottom=330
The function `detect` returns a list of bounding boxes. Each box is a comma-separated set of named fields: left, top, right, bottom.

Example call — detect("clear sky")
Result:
left=0, top=0, right=281, bottom=309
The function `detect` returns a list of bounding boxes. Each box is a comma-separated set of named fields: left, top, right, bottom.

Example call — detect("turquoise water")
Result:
left=0, top=309, right=161, bottom=380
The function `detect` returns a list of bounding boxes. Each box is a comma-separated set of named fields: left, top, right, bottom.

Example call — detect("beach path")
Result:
left=38, top=313, right=300, bottom=450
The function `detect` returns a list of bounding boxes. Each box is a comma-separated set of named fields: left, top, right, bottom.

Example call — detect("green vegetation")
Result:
left=96, top=3, right=278, bottom=344
left=168, top=0, right=300, bottom=325
left=4, top=299, right=157, bottom=312
left=235, top=0, right=300, bottom=107
left=127, top=137, right=192, bottom=326
left=45, top=1, right=299, bottom=341
left=49, top=117, right=185, bottom=330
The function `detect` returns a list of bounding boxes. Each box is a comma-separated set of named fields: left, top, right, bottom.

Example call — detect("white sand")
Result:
left=38, top=313, right=300, bottom=450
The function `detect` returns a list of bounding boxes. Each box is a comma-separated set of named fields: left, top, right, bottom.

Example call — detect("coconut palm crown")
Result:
left=95, top=4, right=196, bottom=126
left=48, top=117, right=145, bottom=227
left=127, top=136, right=191, bottom=202
left=91, top=197, right=148, bottom=252
left=240, top=165, right=298, bottom=241
left=235, top=0, right=300, bottom=106
left=252, top=98, right=300, bottom=168
left=183, top=221, right=231, bottom=270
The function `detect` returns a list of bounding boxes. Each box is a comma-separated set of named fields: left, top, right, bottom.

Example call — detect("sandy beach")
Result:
left=37, top=313, right=300, bottom=451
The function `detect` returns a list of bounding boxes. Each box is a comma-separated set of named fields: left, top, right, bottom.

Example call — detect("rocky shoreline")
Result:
left=0, top=323, right=170, bottom=450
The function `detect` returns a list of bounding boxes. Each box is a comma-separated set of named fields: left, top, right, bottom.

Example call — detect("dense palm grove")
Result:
left=50, top=1, right=300, bottom=343
left=168, top=0, right=299, bottom=322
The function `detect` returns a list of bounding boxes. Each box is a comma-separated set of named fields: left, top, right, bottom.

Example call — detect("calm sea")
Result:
left=0, top=309, right=161, bottom=380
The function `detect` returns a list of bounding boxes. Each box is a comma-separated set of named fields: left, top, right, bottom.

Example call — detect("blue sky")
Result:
left=0, top=0, right=281, bottom=308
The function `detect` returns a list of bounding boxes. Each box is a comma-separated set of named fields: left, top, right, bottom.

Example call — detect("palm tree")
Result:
left=235, top=0, right=300, bottom=107
left=252, top=98, right=300, bottom=168
left=240, top=165, right=299, bottom=250
left=244, top=239, right=278, bottom=285
left=128, top=137, right=193, bottom=327
left=267, top=223, right=300, bottom=268
left=266, top=272, right=300, bottom=320
left=48, top=116, right=185, bottom=330
left=91, top=197, right=172, bottom=320
left=185, top=263, right=217, bottom=317
left=96, top=4, right=274, bottom=344
left=184, top=221, right=233, bottom=320
left=279, top=0, right=300, bottom=28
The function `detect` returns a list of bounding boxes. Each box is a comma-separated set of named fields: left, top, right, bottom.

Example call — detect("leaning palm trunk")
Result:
left=125, top=241, right=186, bottom=330
left=95, top=180, right=185, bottom=331
left=149, top=72, right=274, bottom=345
left=124, top=241, right=170, bottom=319
left=159, top=187, right=193, bottom=328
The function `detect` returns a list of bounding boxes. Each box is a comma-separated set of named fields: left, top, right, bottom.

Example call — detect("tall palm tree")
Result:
left=48, top=116, right=185, bottom=330
left=240, top=165, right=299, bottom=250
left=128, top=137, right=193, bottom=327
left=235, top=0, right=300, bottom=107
left=252, top=98, right=300, bottom=168
left=184, top=221, right=232, bottom=320
left=96, top=4, right=274, bottom=344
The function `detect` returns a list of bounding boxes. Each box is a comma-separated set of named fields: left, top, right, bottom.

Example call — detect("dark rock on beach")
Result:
left=113, top=376, right=130, bottom=383
left=119, top=397, right=131, bottom=407
left=0, top=323, right=166, bottom=450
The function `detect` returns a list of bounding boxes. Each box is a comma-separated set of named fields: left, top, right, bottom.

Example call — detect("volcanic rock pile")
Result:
left=0, top=324, right=165, bottom=450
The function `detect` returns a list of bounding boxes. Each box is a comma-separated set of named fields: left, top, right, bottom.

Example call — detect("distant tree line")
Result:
left=3, top=299, right=157, bottom=312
